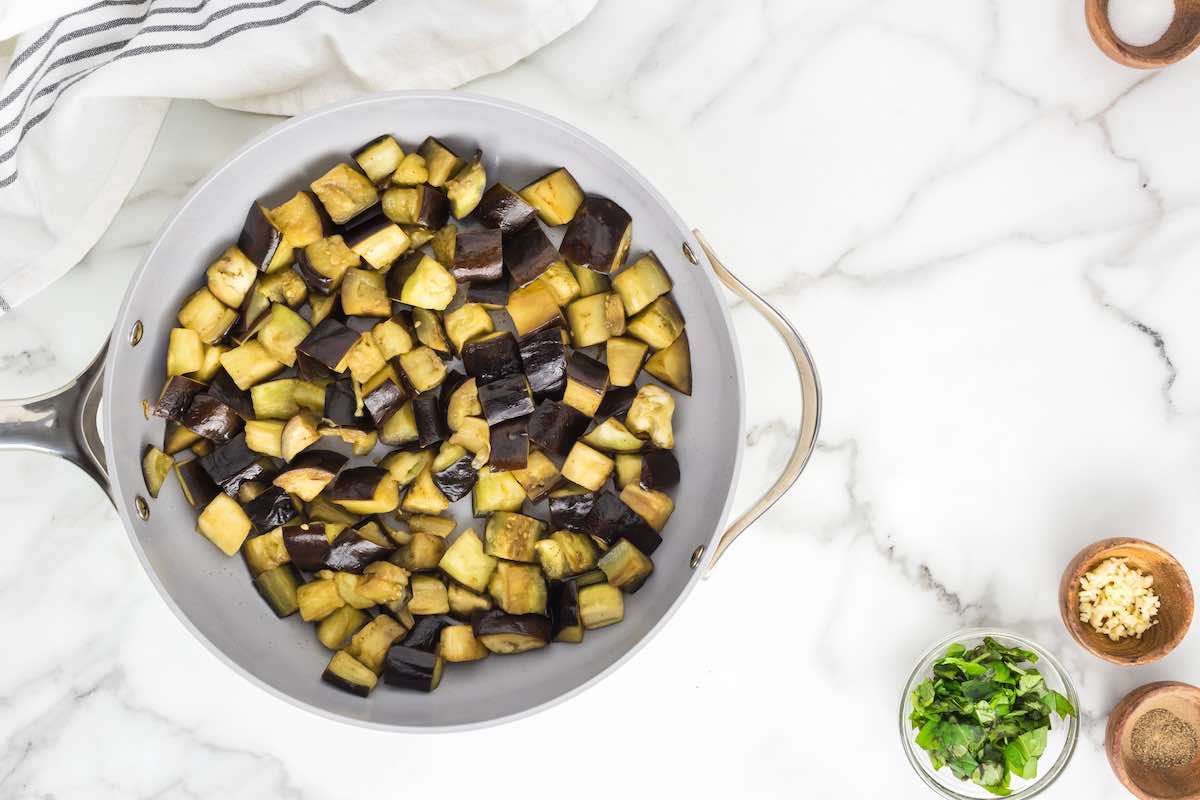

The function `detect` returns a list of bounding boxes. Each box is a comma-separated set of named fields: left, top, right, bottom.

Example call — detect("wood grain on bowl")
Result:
left=1059, top=537, right=1193, bottom=666
left=1085, top=0, right=1200, bottom=69
left=1107, top=681, right=1200, bottom=800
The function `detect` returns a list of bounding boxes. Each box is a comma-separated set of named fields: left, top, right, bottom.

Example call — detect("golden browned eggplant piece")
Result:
left=643, top=331, right=692, bottom=395
left=519, top=167, right=584, bottom=226
left=309, top=163, right=379, bottom=225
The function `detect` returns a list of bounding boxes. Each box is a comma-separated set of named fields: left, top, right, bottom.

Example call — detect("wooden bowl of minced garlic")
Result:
left=1059, top=538, right=1193, bottom=666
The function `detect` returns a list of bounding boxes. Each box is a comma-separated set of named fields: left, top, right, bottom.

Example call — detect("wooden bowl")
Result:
left=1086, top=0, right=1200, bottom=69
left=1107, top=682, right=1200, bottom=799
left=1059, top=538, right=1193, bottom=665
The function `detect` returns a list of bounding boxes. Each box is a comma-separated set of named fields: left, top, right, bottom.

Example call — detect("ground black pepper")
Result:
left=1131, top=708, right=1198, bottom=769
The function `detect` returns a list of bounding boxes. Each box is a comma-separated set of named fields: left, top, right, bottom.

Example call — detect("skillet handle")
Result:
left=691, top=230, right=821, bottom=576
left=0, top=342, right=110, bottom=498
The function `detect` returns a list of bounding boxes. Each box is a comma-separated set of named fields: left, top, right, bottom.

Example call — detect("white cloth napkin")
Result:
left=0, top=0, right=596, bottom=313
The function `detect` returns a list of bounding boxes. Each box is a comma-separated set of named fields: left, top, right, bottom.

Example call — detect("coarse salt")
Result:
left=1078, top=557, right=1160, bottom=641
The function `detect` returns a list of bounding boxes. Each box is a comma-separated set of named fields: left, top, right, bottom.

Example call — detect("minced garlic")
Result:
left=1078, top=557, right=1160, bottom=641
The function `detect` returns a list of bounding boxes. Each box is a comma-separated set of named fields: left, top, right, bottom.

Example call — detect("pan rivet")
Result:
left=129, top=320, right=144, bottom=346
left=690, top=545, right=705, bottom=569
left=682, top=242, right=699, bottom=265
left=135, top=495, right=150, bottom=520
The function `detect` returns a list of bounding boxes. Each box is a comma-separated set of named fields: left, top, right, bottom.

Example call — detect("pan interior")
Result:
left=104, top=93, right=744, bottom=730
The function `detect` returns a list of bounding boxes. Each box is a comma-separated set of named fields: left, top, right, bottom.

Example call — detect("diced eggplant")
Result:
left=296, top=235, right=360, bottom=296
left=638, top=450, right=680, bottom=490
left=598, top=538, right=655, bottom=592
left=438, top=528, right=497, bottom=593
left=377, top=399, right=418, bottom=446
left=466, top=277, right=511, bottom=309
left=181, top=394, right=243, bottom=444
left=141, top=446, right=173, bottom=498
left=487, top=563, right=547, bottom=620
left=518, top=327, right=567, bottom=400
left=397, top=346, right=447, bottom=394
left=584, top=491, right=661, bottom=554
left=196, top=492, right=253, bottom=556
left=378, top=448, right=433, bottom=488
left=237, top=480, right=270, bottom=505
left=253, top=564, right=301, bottom=617
left=383, top=644, right=444, bottom=692
left=475, top=183, right=537, bottom=238
left=326, top=528, right=393, bottom=573
left=281, top=410, right=322, bottom=462
left=472, top=610, right=550, bottom=654
left=372, top=314, right=415, bottom=360
left=412, top=390, right=447, bottom=448
left=506, top=281, right=562, bottom=337
left=512, top=449, right=560, bottom=503
left=363, top=378, right=407, bottom=426
left=400, top=466, right=450, bottom=514
left=445, top=150, right=486, bottom=219
left=317, top=605, right=370, bottom=650
left=308, top=495, right=361, bottom=526
left=532, top=261, right=581, bottom=308
left=462, top=332, right=522, bottom=385
left=153, top=375, right=207, bottom=421
left=296, top=351, right=336, bottom=384
left=243, top=270, right=308, bottom=336
left=484, top=512, right=546, bottom=563
left=410, top=308, right=451, bottom=356
left=165, top=422, right=204, bottom=456
left=283, top=522, right=332, bottom=571
left=596, top=384, right=637, bottom=420
left=443, top=303, right=494, bottom=354
left=343, top=216, right=410, bottom=270
left=644, top=331, right=692, bottom=396
left=205, top=246, right=258, bottom=309
left=581, top=418, right=648, bottom=453
left=269, top=190, right=331, bottom=248
left=430, top=444, right=477, bottom=502
left=323, top=650, right=377, bottom=697
left=432, top=223, right=456, bottom=265
left=477, top=374, right=534, bottom=426
left=418, top=137, right=464, bottom=187
left=553, top=530, right=598, bottom=575
left=330, top=467, right=399, bottom=515
left=190, top=438, right=215, bottom=458
left=244, top=486, right=299, bottom=533
left=340, top=268, right=391, bottom=319
left=198, top=432, right=257, bottom=487
left=439, top=623, right=489, bottom=662
left=395, top=254, right=457, bottom=311
left=191, top=344, right=227, bottom=383
left=627, top=295, right=685, bottom=349
left=237, top=202, right=286, bottom=272
left=527, top=399, right=589, bottom=456
left=310, top=163, right=379, bottom=225
left=503, top=224, right=562, bottom=288
left=336, top=331, right=386, bottom=384
left=408, top=515, right=455, bottom=538
left=256, top=305, right=311, bottom=368
left=449, top=416, right=490, bottom=466
left=322, top=378, right=360, bottom=428
left=448, top=581, right=493, bottom=618
left=566, top=292, right=623, bottom=348
left=207, top=369, right=255, bottom=420
left=560, top=442, right=614, bottom=492
left=548, top=579, right=583, bottom=642
left=619, top=483, right=674, bottom=531
left=353, top=135, right=405, bottom=185
left=298, top=578, right=346, bottom=622
left=563, top=352, right=609, bottom=418
left=606, top=337, right=648, bottom=388
left=579, top=582, right=624, bottom=629
left=390, top=152, right=429, bottom=185
left=614, top=453, right=642, bottom=489
left=612, top=252, right=672, bottom=315
left=560, top=196, right=632, bottom=274
left=626, top=383, right=675, bottom=449
left=244, top=419, right=284, bottom=457
left=394, top=531, right=449, bottom=572
left=382, top=184, right=449, bottom=230
left=535, top=538, right=569, bottom=580
left=297, top=318, right=359, bottom=371
left=409, top=574, right=450, bottom=615
left=471, top=468, right=526, bottom=517
left=176, top=458, right=220, bottom=508
left=449, top=228, right=503, bottom=282
left=401, top=614, right=456, bottom=653
left=178, top=288, right=238, bottom=345
left=519, top=167, right=584, bottom=226
left=167, top=327, right=204, bottom=376
left=355, top=521, right=393, bottom=550
left=572, top=264, right=610, bottom=298
left=348, top=614, right=408, bottom=672
left=489, top=416, right=529, bottom=470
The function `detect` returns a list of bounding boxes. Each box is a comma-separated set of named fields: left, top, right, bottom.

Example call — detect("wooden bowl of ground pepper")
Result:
left=1107, top=681, right=1200, bottom=799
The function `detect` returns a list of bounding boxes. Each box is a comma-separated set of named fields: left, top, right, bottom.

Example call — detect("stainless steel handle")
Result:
left=0, top=342, right=110, bottom=496
left=692, top=230, right=822, bottom=576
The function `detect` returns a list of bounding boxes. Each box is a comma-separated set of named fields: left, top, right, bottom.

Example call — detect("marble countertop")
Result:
left=2, top=0, right=1199, bottom=797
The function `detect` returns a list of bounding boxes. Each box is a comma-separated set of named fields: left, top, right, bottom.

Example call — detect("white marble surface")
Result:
left=3, top=0, right=1200, bottom=796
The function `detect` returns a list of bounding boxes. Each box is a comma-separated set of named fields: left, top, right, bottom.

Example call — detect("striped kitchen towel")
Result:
left=0, top=0, right=596, bottom=313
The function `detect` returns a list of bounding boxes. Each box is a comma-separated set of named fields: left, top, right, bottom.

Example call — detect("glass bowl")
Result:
left=899, top=628, right=1080, bottom=799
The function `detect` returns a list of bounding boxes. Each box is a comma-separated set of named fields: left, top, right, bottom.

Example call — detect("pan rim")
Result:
left=103, top=90, right=746, bottom=732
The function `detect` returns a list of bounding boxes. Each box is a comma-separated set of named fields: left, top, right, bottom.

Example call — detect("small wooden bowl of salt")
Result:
left=1059, top=537, right=1193, bottom=665
left=1107, top=682, right=1200, bottom=800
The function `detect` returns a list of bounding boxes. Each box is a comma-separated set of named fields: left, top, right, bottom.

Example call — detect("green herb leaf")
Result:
left=1042, top=690, right=1075, bottom=718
